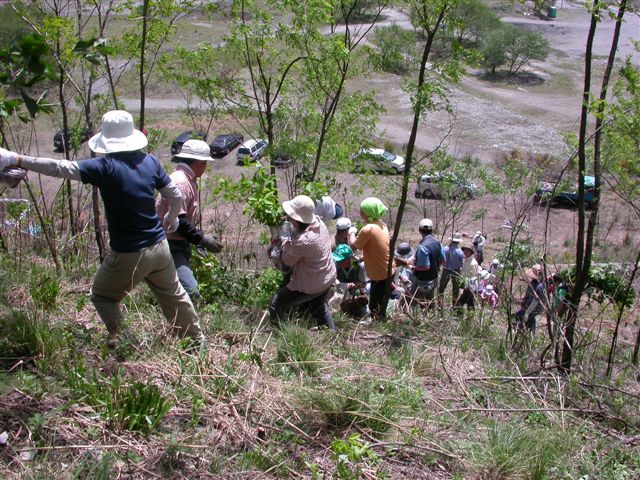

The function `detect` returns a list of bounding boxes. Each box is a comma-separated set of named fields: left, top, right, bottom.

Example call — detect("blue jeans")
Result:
left=168, top=240, right=199, bottom=300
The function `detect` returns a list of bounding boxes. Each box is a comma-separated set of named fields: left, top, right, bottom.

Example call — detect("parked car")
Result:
left=534, top=175, right=595, bottom=210
left=209, top=133, right=244, bottom=156
left=171, top=131, right=207, bottom=155
left=414, top=173, right=479, bottom=199
left=352, top=148, right=405, bottom=174
left=53, top=127, right=92, bottom=152
left=273, top=151, right=293, bottom=168
left=236, top=138, right=268, bottom=164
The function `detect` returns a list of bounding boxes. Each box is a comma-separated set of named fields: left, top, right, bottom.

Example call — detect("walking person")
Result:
left=0, top=110, right=204, bottom=348
left=156, top=139, right=222, bottom=300
left=269, top=195, right=337, bottom=330
left=472, top=231, right=486, bottom=265
left=349, top=197, right=390, bottom=321
left=438, top=233, right=465, bottom=306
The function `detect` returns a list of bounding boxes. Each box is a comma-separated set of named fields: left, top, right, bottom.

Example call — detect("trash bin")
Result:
left=548, top=6, right=557, bottom=18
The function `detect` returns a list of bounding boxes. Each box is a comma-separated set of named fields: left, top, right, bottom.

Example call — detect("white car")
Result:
left=236, top=138, right=269, bottom=164
left=415, top=174, right=479, bottom=199
left=353, top=148, right=405, bottom=174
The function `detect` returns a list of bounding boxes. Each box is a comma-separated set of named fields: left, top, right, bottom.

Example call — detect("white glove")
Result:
left=163, top=213, right=179, bottom=233
left=0, top=148, right=18, bottom=170
left=348, top=226, right=358, bottom=235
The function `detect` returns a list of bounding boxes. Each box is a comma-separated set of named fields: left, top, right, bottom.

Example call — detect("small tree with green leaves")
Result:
left=370, top=24, right=418, bottom=74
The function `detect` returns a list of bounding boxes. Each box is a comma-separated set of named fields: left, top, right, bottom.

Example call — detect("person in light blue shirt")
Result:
left=438, top=233, right=465, bottom=305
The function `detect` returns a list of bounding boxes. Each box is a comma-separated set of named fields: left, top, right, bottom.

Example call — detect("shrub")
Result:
left=370, top=24, right=417, bottom=75
left=192, top=255, right=282, bottom=309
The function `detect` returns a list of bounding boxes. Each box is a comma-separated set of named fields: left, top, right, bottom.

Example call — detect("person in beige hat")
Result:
left=157, top=139, right=222, bottom=300
left=269, top=195, right=337, bottom=330
left=0, top=110, right=204, bottom=349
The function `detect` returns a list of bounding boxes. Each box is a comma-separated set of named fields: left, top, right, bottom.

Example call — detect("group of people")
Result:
left=268, top=193, right=505, bottom=330
left=0, top=108, right=568, bottom=347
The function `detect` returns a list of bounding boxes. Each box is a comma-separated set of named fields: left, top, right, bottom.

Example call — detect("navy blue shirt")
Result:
left=78, top=152, right=170, bottom=252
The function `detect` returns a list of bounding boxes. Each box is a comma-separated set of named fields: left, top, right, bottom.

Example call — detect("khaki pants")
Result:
left=91, top=239, right=203, bottom=342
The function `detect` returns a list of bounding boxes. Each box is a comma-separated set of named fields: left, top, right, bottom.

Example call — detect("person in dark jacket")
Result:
left=0, top=110, right=204, bottom=349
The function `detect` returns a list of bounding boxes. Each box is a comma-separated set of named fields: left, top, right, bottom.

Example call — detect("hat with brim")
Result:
left=524, top=264, right=542, bottom=282
left=332, top=244, right=353, bottom=262
left=283, top=195, right=315, bottom=224
left=461, top=242, right=475, bottom=255
left=175, top=139, right=214, bottom=162
left=89, top=110, right=148, bottom=154
left=394, top=242, right=414, bottom=260
left=449, top=233, right=463, bottom=243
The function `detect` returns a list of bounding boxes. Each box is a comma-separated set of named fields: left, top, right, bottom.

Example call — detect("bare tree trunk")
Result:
left=562, top=0, right=625, bottom=373
left=606, top=245, right=638, bottom=376
left=633, top=321, right=640, bottom=366
left=383, top=10, right=447, bottom=313
left=139, top=0, right=150, bottom=130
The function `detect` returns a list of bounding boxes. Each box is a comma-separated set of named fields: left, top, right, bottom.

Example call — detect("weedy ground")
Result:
left=0, top=252, right=638, bottom=480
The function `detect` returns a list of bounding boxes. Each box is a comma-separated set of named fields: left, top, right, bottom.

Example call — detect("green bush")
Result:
left=370, top=24, right=417, bottom=75
left=192, top=254, right=282, bottom=309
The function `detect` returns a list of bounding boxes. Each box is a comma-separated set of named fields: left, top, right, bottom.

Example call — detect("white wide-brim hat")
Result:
left=88, top=110, right=148, bottom=154
left=175, top=139, right=214, bottom=161
left=283, top=195, right=315, bottom=224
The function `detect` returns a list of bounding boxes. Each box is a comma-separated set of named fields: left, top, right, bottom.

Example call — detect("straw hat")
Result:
left=175, top=139, right=215, bottom=161
left=88, top=110, right=148, bottom=154
left=283, top=195, right=315, bottom=224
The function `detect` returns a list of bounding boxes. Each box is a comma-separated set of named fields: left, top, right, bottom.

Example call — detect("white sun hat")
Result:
left=336, top=217, right=352, bottom=231
left=88, top=110, right=148, bottom=154
left=282, top=195, right=315, bottom=224
left=175, top=139, right=214, bottom=162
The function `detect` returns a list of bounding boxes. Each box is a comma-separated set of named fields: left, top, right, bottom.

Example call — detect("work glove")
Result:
left=163, top=213, right=179, bottom=233
left=0, top=148, right=18, bottom=170
left=348, top=226, right=358, bottom=235
left=199, top=234, right=223, bottom=253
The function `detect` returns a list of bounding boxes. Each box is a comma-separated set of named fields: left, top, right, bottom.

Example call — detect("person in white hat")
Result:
left=269, top=195, right=337, bottom=330
left=333, top=217, right=352, bottom=249
left=407, top=218, right=444, bottom=307
left=0, top=110, right=204, bottom=349
left=472, top=230, right=486, bottom=265
left=455, top=242, right=482, bottom=310
left=157, top=139, right=222, bottom=300
left=438, top=232, right=465, bottom=306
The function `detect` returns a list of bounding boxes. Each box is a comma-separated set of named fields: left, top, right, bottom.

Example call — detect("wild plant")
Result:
left=275, top=323, right=321, bottom=376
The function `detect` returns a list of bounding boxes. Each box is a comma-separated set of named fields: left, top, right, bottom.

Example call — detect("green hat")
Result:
left=360, top=197, right=387, bottom=221
left=332, top=244, right=353, bottom=262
